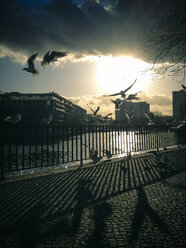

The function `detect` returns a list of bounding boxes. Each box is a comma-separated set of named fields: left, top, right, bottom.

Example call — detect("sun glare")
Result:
left=96, top=56, right=152, bottom=94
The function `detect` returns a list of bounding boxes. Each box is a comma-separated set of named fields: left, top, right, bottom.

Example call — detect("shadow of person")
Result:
left=87, top=201, right=112, bottom=248
left=72, top=179, right=93, bottom=236
left=128, top=186, right=169, bottom=247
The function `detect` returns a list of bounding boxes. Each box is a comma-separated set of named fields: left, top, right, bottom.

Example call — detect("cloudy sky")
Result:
left=0, top=0, right=182, bottom=116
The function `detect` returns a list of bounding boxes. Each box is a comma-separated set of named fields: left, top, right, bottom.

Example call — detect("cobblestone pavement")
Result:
left=0, top=148, right=186, bottom=248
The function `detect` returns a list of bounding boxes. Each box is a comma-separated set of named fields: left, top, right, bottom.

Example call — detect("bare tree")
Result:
left=141, top=0, right=186, bottom=83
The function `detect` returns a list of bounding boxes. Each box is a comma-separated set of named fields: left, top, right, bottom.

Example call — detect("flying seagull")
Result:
left=103, top=79, right=137, bottom=98
left=41, top=51, right=67, bottom=67
left=111, top=98, right=124, bottom=109
left=104, top=113, right=112, bottom=119
left=144, top=112, right=155, bottom=125
left=86, top=104, right=100, bottom=116
left=42, top=114, right=53, bottom=124
left=126, top=91, right=141, bottom=101
left=4, top=113, right=22, bottom=124
left=22, top=51, right=40, bottom=77
left=124, top=109, right=134, bottom=124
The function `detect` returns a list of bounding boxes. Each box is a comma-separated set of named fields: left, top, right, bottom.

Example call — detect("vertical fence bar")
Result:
left=102, top=126, right=105, bottom=157
left=15, top=126, right=18, bottom=171
left=76, top=126, right=78, bottom=161
left=99, top=126, right=101, bottom=157
left=88, top=126, right=91, bottom=159
left=66, top=126, right=69, bottom=162
left=105, top=126, right=108, bottom=153
left=80, top=126, right=83, bottom=166
left=46, top=126, right=49, bottom=166
left=57, top=126, right=59, bottom=164
left=96, top=126, right=98, bottom=151
left=22, top=127, right=25, bottom=170
left=8, top=126, right=11, bottom=171
left=52, top=126, right=55, bottom=165
left=112, top=126, right=114, bottom=155
left=84, top=127, right=87, bottom=160
left=71, top=126, right=74, bottom=162
left=115, top=126, right=117, bottom=154
left=0, top=125, right=4, bottom=180
left=41, top=126, right=44, bottom=167
left=109, top=126, right=111, bottom=153
left=29, top=127, right=32, bottom=169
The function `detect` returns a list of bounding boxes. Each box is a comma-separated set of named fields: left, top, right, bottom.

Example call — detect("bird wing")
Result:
left=130, top=112, right=134, bottom=120
left=41, top=51, right=50, bottom=66
left=144, top=112, right=151, bottom=121
left=124, top=109, right=130, bottom=119
left=86, top=104, right=95, bottom=114
left=27, top=51, right=38, bottom=69
left=123, top=78, right=137, bottom=94
left=106, top=113, right=112, bottom=117
left=108, top=92, right=121, bottom=96
left=94, top=106, right=100, bottom=115
left=50, top=51, right=67, bottom=61
left=181, top=84, right=186, bottom=91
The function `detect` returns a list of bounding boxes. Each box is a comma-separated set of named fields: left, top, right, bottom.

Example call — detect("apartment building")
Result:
left=0, top=91, right=87, bottom=125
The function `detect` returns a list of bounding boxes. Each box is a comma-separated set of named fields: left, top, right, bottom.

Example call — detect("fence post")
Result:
left=0, top=143, right=4, bottom=181
left=0, top=125, right=4, bottom=180
left=80, top=126, right=83, bottom=167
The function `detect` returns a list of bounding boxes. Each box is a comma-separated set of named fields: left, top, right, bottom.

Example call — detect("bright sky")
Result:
left=0, top=0, right=183, bottom=116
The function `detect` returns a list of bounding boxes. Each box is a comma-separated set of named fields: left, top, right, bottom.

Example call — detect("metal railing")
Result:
left=0, top=125, right=181, bottom=180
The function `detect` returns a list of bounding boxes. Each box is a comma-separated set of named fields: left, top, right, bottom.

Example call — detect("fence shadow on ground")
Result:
left=0, top=148, right=185, bottom=247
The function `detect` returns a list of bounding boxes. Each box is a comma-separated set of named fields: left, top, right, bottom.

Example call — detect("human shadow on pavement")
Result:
left=128, top=186, right=169, bottom=247
left=0, top=149, right=185, bottom=247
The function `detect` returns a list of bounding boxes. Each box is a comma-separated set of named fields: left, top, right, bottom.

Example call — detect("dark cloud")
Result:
left=0, top=0, right=151, bottom=59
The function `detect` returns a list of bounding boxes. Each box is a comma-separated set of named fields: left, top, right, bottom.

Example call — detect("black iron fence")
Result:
left=0, top=124, right=182, bottom=180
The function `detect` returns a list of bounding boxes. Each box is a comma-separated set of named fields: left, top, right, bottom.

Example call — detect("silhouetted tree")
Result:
left=141, top=0, right=186, bottom=83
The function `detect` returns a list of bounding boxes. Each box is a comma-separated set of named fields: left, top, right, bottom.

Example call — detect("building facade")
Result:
left=172, top=90, right=186, bottom=121
left=115, top=101, right=150, bottom=124
left=0, top=92, right=87, bottom=126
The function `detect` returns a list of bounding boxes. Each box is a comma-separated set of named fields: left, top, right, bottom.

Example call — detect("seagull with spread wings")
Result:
left=86, top=104, right=100, bottom=116
left=4, top=113, right=22, bottom=124
left=103, top=79, right=137, bottom=98
left=41, top=50, right=67, bottom=67
left=111, top=98, right=124, bottom=109
left=124, top=109, right=134, bottom=124
left=22, top=51, right=40, bottom=77
left=144, top=112, right=155, bottom=125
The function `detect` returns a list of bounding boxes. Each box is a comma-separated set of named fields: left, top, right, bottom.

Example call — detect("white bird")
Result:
left=124, top=109, right=134, bottom=124
left=144, top=112, right=155, bottom=125
left=170, top=119, right=186, bottom=131
left=41, top=50, right=67, bottom=67
left=42, top=114, right=53, bottom=124
left=4, top=113, right=22, bottom=124
left=103, top=79, right=137, bottom=98
left=111, top=98, right=124, bottom=109
left=22, top=51, right=40, bottom=77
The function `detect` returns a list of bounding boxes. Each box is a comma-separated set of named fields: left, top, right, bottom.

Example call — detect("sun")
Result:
left=96, top=56, right=152, bottom=95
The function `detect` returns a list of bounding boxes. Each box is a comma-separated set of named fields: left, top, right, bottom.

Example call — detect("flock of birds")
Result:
left=86, top=78, right=142, bottom=124
left=22, top=50, right=67, bottom=77
left=3, top=50, right=186, bottom=130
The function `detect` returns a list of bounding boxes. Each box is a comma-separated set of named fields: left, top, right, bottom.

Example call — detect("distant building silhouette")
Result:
left=172, top=90, right=186, bottom=121
left=0, top=91, right=87, bottom=126
left=115, top=101, right=150, bottom=124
